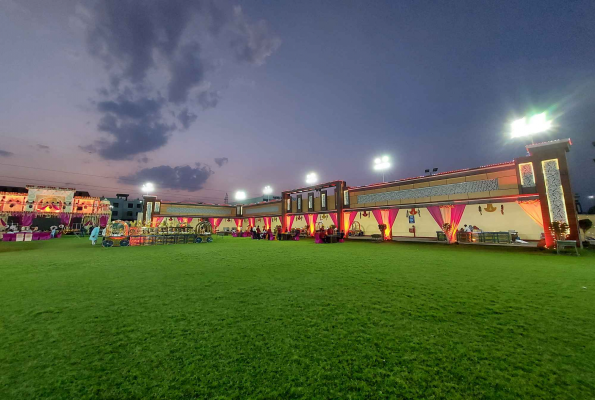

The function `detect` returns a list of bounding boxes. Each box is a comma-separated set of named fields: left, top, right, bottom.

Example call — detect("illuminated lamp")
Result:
left=373, top=155, right=391, bottom=182
left=305, top=173, right=318, bottom=185
left=510, top=112, right=552, bottom=142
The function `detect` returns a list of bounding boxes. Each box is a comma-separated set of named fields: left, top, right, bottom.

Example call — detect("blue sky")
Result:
left=1, top=0, right=594, bottom=206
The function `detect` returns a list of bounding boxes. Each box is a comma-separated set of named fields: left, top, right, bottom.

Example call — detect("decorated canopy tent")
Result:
left=0, top=186, right=111, bottom=230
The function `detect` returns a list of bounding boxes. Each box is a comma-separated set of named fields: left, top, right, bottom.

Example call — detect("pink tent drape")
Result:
left=329, top=212, right=338, bottom=228
left=59, top=213, right=71, bottom=226
left=234, top=218, right=243, bottom=230
left=304, top=213, right=317, bottom=236
left=263, top=217, right=272, bottom=230
left=427, top=205, right=466, bottom=243
left=371, top=209, right=399, bottom=240
left=22, top=213, right=35, bottom=227
left=99, top=215, right=109, bottom=227
left=153, top=217, right=165, bottom=227
left=342, top=211, right=358, bottom=240
left=517, top=200, right=544, bottom=228
left=248, top=217, right=256, bottom=229
left=285, top=215, right=295, bottom=231
left=208, top=218, right=222, bottom=232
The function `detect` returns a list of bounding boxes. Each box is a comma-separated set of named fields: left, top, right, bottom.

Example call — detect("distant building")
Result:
left=106, top=194, right=143, bottom=221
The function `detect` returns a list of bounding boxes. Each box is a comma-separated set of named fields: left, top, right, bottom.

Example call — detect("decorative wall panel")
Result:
left=244, top=205, right=281, bottom=215
left=357, top=179, right=499, bottom=204
left=163, top=206, right=232, bottom=216
left=518, top=163, right=536, bottom=188
left=542, top=159, right=568, bottom=223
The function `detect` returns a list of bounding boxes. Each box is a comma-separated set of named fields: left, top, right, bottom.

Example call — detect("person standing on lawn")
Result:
left=89, top=225, right=100, bottom=245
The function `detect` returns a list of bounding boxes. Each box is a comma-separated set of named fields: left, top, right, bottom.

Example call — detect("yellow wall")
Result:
left=159, top=203, right=234, bottom=217
left=349, top=202, right=544, bottom=240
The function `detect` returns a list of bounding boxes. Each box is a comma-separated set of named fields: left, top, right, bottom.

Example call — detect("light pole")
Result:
left=306, top=172, right=318, bottom=185
left=510, top=111, right=552, bottom=144
left=141, top=182, right=154, bottom=196
left=373, top=155, right=391, bottom=182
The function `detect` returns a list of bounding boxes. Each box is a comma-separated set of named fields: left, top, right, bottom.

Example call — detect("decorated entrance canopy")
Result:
left=0, top=186, right=111, bottom=228
left=138, top=139, right=579, bottom=247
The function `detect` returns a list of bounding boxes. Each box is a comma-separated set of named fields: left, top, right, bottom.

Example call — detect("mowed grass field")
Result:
left=1, top=236, right=594, bottom=399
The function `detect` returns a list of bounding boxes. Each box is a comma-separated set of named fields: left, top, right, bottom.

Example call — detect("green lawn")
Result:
left=1, top=237, right=594, bottom=399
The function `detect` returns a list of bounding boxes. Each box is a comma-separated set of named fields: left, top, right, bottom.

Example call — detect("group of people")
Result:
left=317, top=227, right=345, bottom=243
left=251, top=225, right=273, bottom=240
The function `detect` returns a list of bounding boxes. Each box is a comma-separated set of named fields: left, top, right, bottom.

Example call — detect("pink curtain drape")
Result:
left=342, top=211, right=358, bottom=240
left=153, top=217, right=165, bottom=227
left=234, top=218, right=243, bottom=230
left=59, top=213, right=71, bottom=226
left=208, top=218, right=222, bottom=232
left=285, top=215, right=295, bottom=231
left=248, top=217, right=256, bottom=229
left=22, top=213, right=35, bottom=226
left=371, top=209, right=399, bottom=240
left=517, top=200, right=544, bottom=228
left=448, top=205, right=466, bottom=242
left=427, top=205, right=466, bottom=243
left=263, top=217, right=272, bottom=230
left=304, top=214, right=317, bottom=236
left=99, top=215, right=108, bottom=227
left=329, top=212, right=338, bottom=228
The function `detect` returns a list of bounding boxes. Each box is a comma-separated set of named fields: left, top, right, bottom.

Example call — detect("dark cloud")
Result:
left=137, top=156, right=150, bottom=164
left=119, top=164, right=214, bottom=192
left=80, top=0, right=280, bottom=159
left=168, top=42, right=205, bottom=104
left=0, top=150, right=14, bottom=157
left=30, top=144, right=50, bottom=153
left=177, top=108, right=198, bottom=130
left=197, top=90, right=221, bottom=110
left=214, top=157, right=228, bottom=167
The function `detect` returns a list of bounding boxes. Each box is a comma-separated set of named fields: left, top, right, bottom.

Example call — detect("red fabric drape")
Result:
left=262, top=217, right=272, bottom=230
left=304, top=214, right=317, bottom=236
left=371, top=209, right=399, bottom=240
left=153, top=217, right=165, bottom=227
left=427, top=205, right=466, bottom=243
left=208, top=218, right=222, bottom=232
left=329, top=212, right=338, bottom=228
left=248, top=217, right=256, bottom=229
left=342, top=211, right=358, bottom=240
left=285, top=215, right=295, bottom=231
left=234, top=218, right=243, bottom=230
left=517, top=200, right=544, bottom=228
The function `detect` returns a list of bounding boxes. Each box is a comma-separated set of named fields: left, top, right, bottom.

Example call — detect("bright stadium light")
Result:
left=373, top=155, right=391, bottom=182
left=235, top=191, right=247, bottom=201
left=263, top=185, right=273, bottom=201
left=305, top=172, right=318, bottom=185
left=141, top=182, right=154, bottom=195
left=511, top=112, right=552, bottom=141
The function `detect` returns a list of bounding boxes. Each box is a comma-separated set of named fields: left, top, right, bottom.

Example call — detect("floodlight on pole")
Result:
left=373, top=155, right=391, bottom=182
left=263, top=185, right=273, bottom=201
left=234, top=191, right=247, bottom=201
left=305, top=172, right=318, bottom=185
left=141, top=182, right=155, bottom=195
left=510, top=112, right=552, bottom=143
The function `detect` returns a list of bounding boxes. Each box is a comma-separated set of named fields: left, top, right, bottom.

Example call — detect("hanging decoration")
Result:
left=478, top=205, right=482, bottom=215
left=417, top=209, right=421, bottom=217
left=484, top=203, right=497, bottom=212
left=409, top=208, right=417, bottom=215
left=501, top=205, right=504, bottom=215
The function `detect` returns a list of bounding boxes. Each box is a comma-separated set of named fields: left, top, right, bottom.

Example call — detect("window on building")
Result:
left=77, top=206, right=83, bottom=211
left=128, top=203, right=133, bottom=208
left=112, top=210, right=118, bottom=217
left=137, top=204, right=142, bottom=209
left=126, top=211, right=133, bottom=217
left=113, top=202, right=119, bottom=208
